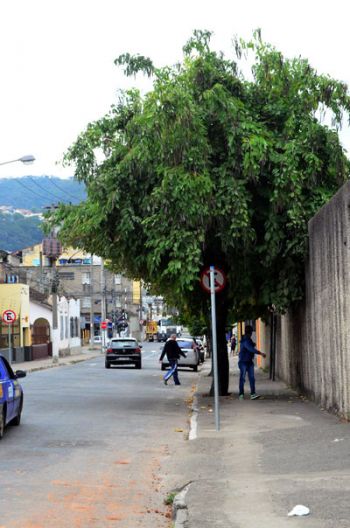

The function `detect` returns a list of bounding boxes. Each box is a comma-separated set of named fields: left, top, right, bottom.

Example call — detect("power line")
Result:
left=13, top=179, right=51, bottom=201
left=27, top=176, right=65, bottom=202
left=12, top=177, right=81, bottom=205
left=47, top=178, right=82, bottom=202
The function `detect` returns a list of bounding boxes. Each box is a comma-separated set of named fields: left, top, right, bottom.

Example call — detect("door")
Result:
left=0, top=358, right=14, bottom=422
left=1, top=356, right=22, bottom=419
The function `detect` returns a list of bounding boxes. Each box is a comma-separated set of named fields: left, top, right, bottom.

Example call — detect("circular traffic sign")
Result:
left=101, top=321, right=107, bottom=330
left=2, top=309, right=17, bottom=325
left=200, top=267, right=227, bottom=293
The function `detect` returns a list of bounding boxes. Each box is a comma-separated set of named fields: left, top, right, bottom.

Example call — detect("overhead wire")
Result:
left=47, top=178, right=83, bottom=202
left=27, top=176, right=66, bottom=202
left=13, top=178, right=51, bottom=202
left=8, top=177, right=84, bottom=209
left=1, top=177, right=83, bottom=208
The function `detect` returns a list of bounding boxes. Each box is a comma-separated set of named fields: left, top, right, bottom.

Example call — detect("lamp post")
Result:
left=0, top=155, right=35, bottom=166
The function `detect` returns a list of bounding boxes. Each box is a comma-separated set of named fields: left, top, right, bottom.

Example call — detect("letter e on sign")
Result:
left=2, top=309, right=17, bottom=325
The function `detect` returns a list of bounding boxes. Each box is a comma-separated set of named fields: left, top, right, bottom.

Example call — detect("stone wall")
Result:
left=276, top=181, right=350, bottom=418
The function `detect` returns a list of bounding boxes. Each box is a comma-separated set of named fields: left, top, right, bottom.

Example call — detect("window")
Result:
left=177, top=340, right=193, bottom=349
left=82, top=272, right=91, bottom=285
left=115, top=295, right=122, bottom=308
left=70, top=317, right=74, bottom=337
left=60, top=315, right=64, bottom=340
left=82, top=297, right=91, bottom=309
left=75, top=317, right=79, bottom=337
left=65, top=316, right=68, bottom=338
left=111, top=339, right=137, bottom=348
left=5, top=274, right=19, bottom=283
left=114, top=274, right=122, bottom=285
left=59, top=272, right=75, bottom=280
left=1, top=356, right=16, bottom=379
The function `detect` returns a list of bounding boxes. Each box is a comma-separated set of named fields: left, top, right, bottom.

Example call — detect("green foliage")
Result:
left=48, top=30, right=350, bottom=322
left=114, top=53, right=155, bottom=77
left=164, top=491, right=177, bottom=506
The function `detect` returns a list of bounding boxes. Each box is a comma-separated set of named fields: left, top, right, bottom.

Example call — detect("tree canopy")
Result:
left=48, top=30, right=350, bottom=392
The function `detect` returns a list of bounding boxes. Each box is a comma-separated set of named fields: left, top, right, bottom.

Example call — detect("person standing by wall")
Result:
left=238, top=325, right=266, bottom=400
left=159, top=334, right=186, bottom=385
left=230, top=334, right=237, bottom=355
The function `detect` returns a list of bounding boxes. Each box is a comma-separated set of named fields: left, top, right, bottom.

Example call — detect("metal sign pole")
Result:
left=210, top=265, right=220, bottom=431
left=8, top=324, right=12, bottom=364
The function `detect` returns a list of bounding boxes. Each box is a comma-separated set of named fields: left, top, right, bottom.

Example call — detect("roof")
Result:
left=29, top=288, right=52, bottom=309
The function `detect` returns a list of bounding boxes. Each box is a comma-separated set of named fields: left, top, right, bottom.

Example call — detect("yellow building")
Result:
left=21, top=243, right=91, bottom=267
left=132, top=280, right=141, bottom=304
left=0, top=284, right=31, bottom=361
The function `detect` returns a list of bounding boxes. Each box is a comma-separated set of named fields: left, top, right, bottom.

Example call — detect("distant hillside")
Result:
left=0, top=176, right=85, bottom=211
left=0, top=176, right=86, bottom=251
left=0, top=212, right=44, bottom=251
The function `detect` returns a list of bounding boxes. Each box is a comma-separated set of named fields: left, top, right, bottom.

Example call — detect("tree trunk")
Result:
left=209, top=298, right=229, bottom=396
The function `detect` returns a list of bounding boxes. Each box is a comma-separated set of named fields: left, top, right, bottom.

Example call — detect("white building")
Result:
left=30, top=294, right=81, bottom=359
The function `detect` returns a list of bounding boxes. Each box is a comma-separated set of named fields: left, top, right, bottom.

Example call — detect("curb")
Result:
left=18, top=354, right=101, bottom=374
left=189, top=392, right=199, bottom=440
left=173, top=483, right=191, bottom=528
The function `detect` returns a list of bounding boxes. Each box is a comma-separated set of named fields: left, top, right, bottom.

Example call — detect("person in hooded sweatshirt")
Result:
left=159, top=334, right=186, bottom=385
left=238, top=325, right=266, bottom=400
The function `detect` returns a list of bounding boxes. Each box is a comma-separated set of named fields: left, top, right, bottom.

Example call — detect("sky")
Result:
left=1, top=0, right=350, bottom=179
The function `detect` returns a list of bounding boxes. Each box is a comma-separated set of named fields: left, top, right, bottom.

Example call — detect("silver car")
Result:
left=161, top=338, right=199, bottom=372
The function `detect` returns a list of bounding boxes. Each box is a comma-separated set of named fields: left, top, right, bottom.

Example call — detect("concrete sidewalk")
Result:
left=170, top=360, right=350, bottom=528
left=13, top=346, right=103, bottom=373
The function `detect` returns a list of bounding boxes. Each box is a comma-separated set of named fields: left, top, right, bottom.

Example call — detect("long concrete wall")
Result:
left=276, top=181, right=350, bottom=418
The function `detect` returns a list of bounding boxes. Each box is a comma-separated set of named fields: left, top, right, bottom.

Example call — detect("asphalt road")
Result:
left=0, top=342, right=197, bottom=528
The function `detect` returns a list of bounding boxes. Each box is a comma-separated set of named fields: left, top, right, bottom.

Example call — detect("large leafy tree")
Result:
left=48, top=30, right=350, bottom=394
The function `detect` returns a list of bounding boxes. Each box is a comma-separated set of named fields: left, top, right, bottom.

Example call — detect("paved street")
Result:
left=0, top=342, right=197, bottom=528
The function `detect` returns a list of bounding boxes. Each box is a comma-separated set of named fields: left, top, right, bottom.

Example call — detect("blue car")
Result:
left=0, top=355, right=26, bottom=439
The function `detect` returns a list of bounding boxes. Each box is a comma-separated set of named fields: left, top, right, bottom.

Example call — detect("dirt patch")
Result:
left=11, top=446, right=172, bottom=528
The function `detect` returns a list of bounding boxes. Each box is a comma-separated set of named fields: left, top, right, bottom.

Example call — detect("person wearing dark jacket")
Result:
left=238, top=325, right=266, bottom=400
left=230, top=335, right=237, bottom=355
left=159, top=334, right=186, bottom=385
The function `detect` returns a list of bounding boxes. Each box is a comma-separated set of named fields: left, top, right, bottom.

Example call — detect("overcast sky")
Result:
left=1, top=0, right=350, bottom=179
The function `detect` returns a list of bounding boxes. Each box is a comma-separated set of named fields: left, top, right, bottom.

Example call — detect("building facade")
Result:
left=15, top=243, right=143, bottom=341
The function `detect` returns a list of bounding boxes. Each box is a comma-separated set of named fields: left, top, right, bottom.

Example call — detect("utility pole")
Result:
left=52, top=258, right=58, bottom=332
left=100, top=259, right=106, bottom=351
left=139, top=280, right=143, bottom=339
left=42, top=207, right=61, bottom=363
left=50, top=253, right=60, bottom=363
left=89, top=254, right=94, bottom=346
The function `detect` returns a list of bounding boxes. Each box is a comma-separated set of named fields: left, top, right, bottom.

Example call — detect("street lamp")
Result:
left=0, top=155, right=35, bottom=166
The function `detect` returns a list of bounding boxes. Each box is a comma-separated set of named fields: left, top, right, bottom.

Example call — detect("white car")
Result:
left=161, top=338, right=200, bottom=372
left=93, top=335, right=102, bottom=344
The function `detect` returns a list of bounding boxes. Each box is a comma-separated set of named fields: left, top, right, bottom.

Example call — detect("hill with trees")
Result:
left=0, top=176, right=85, bottom=210
left=0, top=176, right=85, bottom=250
left=0, top=212, right=44, bottom=251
